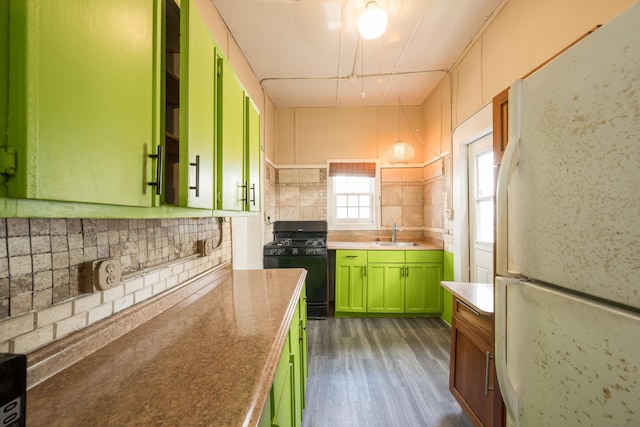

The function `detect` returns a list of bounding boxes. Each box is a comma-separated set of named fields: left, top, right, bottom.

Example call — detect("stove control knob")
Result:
left=292, top=248, right=298, bottom=255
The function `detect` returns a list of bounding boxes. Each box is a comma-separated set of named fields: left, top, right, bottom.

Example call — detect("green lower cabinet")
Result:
left=260, top=285, right=307, bottom=427
left=405, top=263, right=443, bottom=313
left=335, top=250, right=444, bottom=316
left=367, top=263, right=405, bottom=313
left=335, top=250, right=368, bottom=313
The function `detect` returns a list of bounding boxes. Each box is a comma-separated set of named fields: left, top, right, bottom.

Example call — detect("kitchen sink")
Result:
left=374, top=241, right=421, bottom=247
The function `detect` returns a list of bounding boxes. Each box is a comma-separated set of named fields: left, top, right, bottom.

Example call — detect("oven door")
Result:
left=264, top=255, right=327, bottom=318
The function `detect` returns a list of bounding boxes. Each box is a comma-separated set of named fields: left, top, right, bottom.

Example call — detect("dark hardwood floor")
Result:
left=302, top=317, right=474, bottom=427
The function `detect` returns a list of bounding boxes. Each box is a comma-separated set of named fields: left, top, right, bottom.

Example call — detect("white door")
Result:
left=467, top=135, right=494, bottom=283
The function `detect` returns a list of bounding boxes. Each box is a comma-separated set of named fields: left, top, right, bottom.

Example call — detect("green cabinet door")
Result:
left=298, top=284, right=308, bottom=409
left=178, top=0, right=214, bottom=209
left=405, top=263, right=443, bottom=313
left=335, top=250, right=368, bottom=313
left=367, top=263, right=405, bottom=313
left=216, top=56, right=245, bottom=211
left=0, top=0, right=7, bottom=177
left=245, top=96, right=261, bottom=212
left=7, top=0, right=159, bottom=206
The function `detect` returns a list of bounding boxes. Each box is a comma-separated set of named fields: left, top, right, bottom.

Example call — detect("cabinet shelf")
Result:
left=166, top=70, right=180, bottom=106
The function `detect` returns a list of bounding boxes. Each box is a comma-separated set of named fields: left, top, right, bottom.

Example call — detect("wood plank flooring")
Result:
left=302, top=317, right=474, bottom=427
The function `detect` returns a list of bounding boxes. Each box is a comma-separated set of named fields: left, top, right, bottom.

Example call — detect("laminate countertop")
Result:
left=440, top=281, right=494, bottom=315
left=327, top=241, right=443, bottom=251
left=27, top=268, right=307, bottom=427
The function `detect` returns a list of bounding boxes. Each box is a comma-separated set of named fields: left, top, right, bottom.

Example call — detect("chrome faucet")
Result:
left=391, top=221, right=403, bottom=243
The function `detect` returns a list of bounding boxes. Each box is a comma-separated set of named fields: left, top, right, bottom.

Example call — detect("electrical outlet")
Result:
left=95, top=259, right=121, bottom=290
left=197, top=239, right=213, bottom=257
left=83, top=258, right=122, bottom=292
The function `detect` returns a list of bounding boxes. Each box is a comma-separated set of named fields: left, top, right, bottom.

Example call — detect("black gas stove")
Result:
left=264, top=221, right=328, bottom=318
left=263, top=237, right=327, bottom=257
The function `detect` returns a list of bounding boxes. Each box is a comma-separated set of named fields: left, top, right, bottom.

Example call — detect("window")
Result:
left=327, top=162, right=378, bottom=229
left=474, top=150, right=494, bottom=244
left=334, top=175, right=374, bottom=222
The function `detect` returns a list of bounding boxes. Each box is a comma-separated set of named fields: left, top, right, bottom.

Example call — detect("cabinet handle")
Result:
left=405, top=266, right=409, bottom=277
left=250, top=183, right=256, bottom=206
left=363, top=267, right=367, bottom=277
left=240, top=181, right=248, bottom=204
left=485, top=351, right=494, bottom=396
left=189, top=155, right=200, bottom=197
left=457, top=299, right=481, bottom=316
left=401, top=267, right=405, bottom=278
left=148, top=144, right=163, bottom=195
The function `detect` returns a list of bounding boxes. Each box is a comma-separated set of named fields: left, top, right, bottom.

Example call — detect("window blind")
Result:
left=328, top=162, right=376, bottom=178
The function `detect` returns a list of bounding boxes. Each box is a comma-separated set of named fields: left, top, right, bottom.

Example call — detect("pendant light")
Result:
left=385, top=102, right=415, bottom=164
left=358, top=1, right=388, bottom=40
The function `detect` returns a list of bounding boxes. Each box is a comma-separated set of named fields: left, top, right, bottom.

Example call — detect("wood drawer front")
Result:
left=367, top=250, right=404, bottom=263
left=453, top=299, right=493, bottom=345
left=405, top=250, right=442, bottom=263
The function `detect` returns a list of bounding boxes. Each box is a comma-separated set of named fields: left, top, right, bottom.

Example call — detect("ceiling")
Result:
left=212, top=0, right=503, bottom=108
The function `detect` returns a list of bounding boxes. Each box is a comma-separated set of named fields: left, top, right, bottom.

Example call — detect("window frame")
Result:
left=327, top=160, right=380, bottom=231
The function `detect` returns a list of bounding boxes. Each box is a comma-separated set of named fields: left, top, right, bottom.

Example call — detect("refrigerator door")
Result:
left=495, top=277, right=640, bottom=427
left=495, top=3, right=640, bottom=309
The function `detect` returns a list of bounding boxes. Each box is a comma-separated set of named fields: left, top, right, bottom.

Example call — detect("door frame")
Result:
left=451, top=103, right=492, bottom=282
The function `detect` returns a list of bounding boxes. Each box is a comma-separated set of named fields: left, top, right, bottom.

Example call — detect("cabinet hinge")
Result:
left=0, top=147, right=17, bottom=176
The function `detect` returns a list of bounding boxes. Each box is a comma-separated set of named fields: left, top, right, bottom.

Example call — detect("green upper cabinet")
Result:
left=176, top=0, right=215, bottom=209
left=6, top=0, right=160, bottom=206
left=216, top=54, right=261, bottom=213
left=216, top=56, right=245, bottom=211
left=0, top=0, right=8, bottom=181
left=245, top=97, right=261, bottom=212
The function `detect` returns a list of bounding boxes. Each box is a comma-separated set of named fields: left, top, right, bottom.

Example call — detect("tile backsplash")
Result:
left=270, top=160, right=451, bottom=247
left=0, top=217, right=230, bottom=320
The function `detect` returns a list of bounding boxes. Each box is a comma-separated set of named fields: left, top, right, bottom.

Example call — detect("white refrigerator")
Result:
left=494, top=2, right=640, bottom=427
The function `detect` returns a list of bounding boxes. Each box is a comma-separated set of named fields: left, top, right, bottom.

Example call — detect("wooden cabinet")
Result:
left=6, top=0, right=159, bottom=207
left=492, top=88, right=510, bottom=168
left=260, top=283, right=308, bottom=427
left=335, top=250, right=368, bottom=313
left=449, top=297, right=503, bottom=427
left=335, top=250, right=443, bottom=316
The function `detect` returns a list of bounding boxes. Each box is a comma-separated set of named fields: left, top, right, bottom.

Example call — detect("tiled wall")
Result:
left=0, top=217, right=232, bottom=352
left=276, top=168, right=327, bottom=221
left=269, top=162, right=450, bottom=247
left=380, top=167, right=424, bottom=227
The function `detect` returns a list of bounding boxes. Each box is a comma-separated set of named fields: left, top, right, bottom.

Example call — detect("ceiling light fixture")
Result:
left=385, top=101, right=415, bottom=164
left=358, top=1, right=388, bottom=40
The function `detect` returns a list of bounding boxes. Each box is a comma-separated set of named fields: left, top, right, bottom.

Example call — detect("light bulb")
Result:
left=358, top=2, right=388, bottom=40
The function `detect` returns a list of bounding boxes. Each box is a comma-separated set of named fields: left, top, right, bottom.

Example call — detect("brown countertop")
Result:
left=440, top=281, right=494, bottom=315
left=328, top=241, right=443, bottom=251
left=26, top=268, right=307, bottom=427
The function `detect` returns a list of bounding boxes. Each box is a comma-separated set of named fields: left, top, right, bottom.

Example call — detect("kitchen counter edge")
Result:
left=440, top=281, right=494, bottom=315
left=327, top=241, right=443, bottom=251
